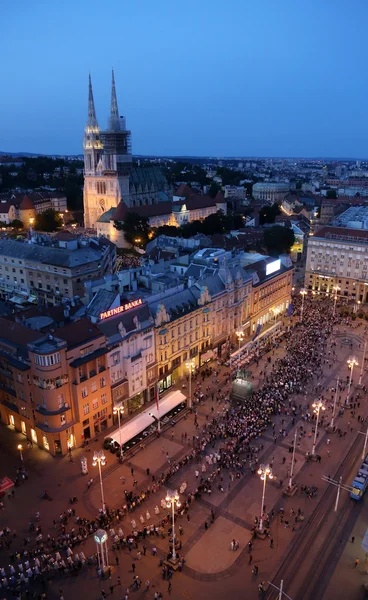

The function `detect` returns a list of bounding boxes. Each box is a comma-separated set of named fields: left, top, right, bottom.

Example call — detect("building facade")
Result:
left=0, top=234, right=116, bottom=305
left=98, top=301, right=157, bottom=418
left=83, top=72, right=171, bottom=229
left=252, top=182, right=290, bottom=204
left=305, top=227, right=368, bottom=303
left=0, top=317, right=112, bottom=456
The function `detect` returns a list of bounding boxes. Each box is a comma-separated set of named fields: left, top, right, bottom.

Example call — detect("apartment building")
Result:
left=149, top=286, right=212, bottom=393
left=98, top=300, right=157, bottom=417
left=305, top=227, right=368, bottom=303
left=0, top=234, right=116, bottom=306
left=0, top=317, right=111, bottom=455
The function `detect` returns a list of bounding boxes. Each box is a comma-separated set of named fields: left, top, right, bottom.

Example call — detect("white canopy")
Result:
left=108, top=389, right=187, bottom=447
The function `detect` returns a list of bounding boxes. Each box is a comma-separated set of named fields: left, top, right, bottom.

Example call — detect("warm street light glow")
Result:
left=257, top=464, right=273, bottom=531
left=311, top=400, right=325, bottom=455
left=299, top=288, right=307, bottom=321
left=235, top=330, right=245, bottom=353
left=186, top=359, right=195, bottom=409
left=165, top=490, right=181, bottom=560
left=93, top=450, right=106, bottom=512
left=346, top=356, right=358, bottom=405
left=332, top=285, right=340, bottom=317
left=113, top=403, right=124, bottom=457
left=17, top=444, right=23, bottom=461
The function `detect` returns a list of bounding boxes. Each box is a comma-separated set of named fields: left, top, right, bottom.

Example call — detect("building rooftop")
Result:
left=53, top=318, right=103, bottom=349
left=0, top=238, right=109, bottom=268
left=313, top=226, right=368, bottom=242
left=330, top=205, right=368, bottom=230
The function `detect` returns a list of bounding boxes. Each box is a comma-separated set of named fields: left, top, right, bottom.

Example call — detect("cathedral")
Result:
left=83, top=71, right=172, bottom=230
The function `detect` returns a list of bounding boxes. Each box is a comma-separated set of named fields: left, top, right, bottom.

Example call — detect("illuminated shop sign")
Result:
left=100, top=298, right=143, bottom=320
left=266, top=259, right=281, bottom=276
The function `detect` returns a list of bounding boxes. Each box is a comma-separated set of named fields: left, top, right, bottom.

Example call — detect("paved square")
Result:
left=185, top=516, right=251, bottom=573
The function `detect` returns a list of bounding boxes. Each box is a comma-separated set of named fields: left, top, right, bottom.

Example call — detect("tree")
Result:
left=10, top=219, right=24, bottom=230
left=208, top=182, right=221, bottom=198
left=115, top=212, right=150, bottom=247
left=326, top=189, right=337, bottom=199
left=181, top=220, right=204, bottom=238
left=201, top=211, right=228, bottom=235
left=155, top=225, right=181, bottom=237
left=264, top=226, right=295, bottom=256
left=34, top=209, right=62, bottom=232
left=259, top=203, right=281, bottom=225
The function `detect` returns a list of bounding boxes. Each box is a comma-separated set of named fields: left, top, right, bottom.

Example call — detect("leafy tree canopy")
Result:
left=34, top=209, right=62, bottom=232
left=115, top=212, right=151, bottom=247
left=264, top=226, right=295, bottom=256
left=259, top=203, right=281, bottom=225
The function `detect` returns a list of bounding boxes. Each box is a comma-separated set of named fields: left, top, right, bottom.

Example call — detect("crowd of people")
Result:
left=1, top=295, right=365, bottom=599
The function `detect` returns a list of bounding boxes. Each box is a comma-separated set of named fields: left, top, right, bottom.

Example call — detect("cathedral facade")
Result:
left=83, top=72, right=171, bottom=229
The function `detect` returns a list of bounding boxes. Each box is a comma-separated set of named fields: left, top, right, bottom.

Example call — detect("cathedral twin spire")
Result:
left=87, top=70, right=120, bottom=132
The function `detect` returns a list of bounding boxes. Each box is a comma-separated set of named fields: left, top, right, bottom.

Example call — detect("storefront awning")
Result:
left=201, top=349, right=214, bottom=363
left=108, top=390, right=187, bottom=447
left=9, top=295, right=27, bottom=304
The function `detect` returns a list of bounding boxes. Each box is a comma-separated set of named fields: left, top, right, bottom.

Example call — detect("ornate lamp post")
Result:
left=299, top=289, right=307, bottom=321
left=257, top=464, right=273, bottom=531
left=186, top=359, right=195, bottom=409
left=165, top=490, right=181, bottom=560
left=93, top=451, right=106, bottom=512
left=311, top=400, right=325, bottom=456
left=113, top=403, right=124, bottom=457
left=346, top=356, right=358, bottom=405
left=332, top=285, right=340, bottom=317
left=235, top=330, right=244, bottom=354
left=17, top=444, right=23, bottom=462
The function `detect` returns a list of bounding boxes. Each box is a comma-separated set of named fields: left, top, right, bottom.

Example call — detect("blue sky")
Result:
left=1, top=0, right=367, bottom=157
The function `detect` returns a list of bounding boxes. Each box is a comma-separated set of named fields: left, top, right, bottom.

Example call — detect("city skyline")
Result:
left=1, top=0, right=368, bottom=158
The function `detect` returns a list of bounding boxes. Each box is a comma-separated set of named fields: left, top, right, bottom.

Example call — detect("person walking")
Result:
left=354, top=558, right=359, bottom=568
left=168, top=581, right=172, bottom=593
left=131, top=562, right=136, bottom=573
left=248, top=554, right=253, bottom=565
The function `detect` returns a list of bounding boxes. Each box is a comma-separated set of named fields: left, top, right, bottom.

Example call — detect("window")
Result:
left=101, top=393, right=107, bottom=405
left=111, top=352, right=120, bottom=365
left=100, top=377, right=106, bottom=388
left=34, top=352, right=60, bottom=367
left=83, top=403, right=90, bottom=415
left=92, top=398, right=99, bottom=410
left=81, top=387, right=88, bottom=398
left=80, top=345, right=93, bottom=357
left=57, top=394, right=64, bottom=408
left=91, top=381, right=97, bottom=393
left=60, top=414, right=66, bottom=425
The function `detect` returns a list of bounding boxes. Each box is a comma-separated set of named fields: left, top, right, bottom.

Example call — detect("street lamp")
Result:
left=346, top=356, right=358, bottom=405
left=165, top=490, right=181, bottom=561
left=113, top=403, right=124, bottom=457
left=257, top=464, right=273, bottom=531
left=17, top=444, right=23, bottom=462
left=299, top=289, right=307, bottom=321
left=235, top=330, right=244, bottom=354
left=311, top=400, right=325, bottom=456
left=186, top=359, right=195, bottom=409
left=93, top=451, right=106, bottom=513
left=332, top=285, right=340, bottom=317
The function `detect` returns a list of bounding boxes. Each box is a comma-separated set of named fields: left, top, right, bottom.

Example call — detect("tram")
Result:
left=350, top=453, right=368, bottom=500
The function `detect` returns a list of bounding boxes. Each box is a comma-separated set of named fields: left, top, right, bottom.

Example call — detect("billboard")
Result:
left=266, top=259, right=281, bottom=276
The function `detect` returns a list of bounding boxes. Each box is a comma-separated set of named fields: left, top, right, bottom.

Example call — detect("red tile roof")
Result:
left=175, top=184, right=193, bottom=198
left=112, top=202, right=128, bottom=221
left=20, top=195, right=34, bottom=210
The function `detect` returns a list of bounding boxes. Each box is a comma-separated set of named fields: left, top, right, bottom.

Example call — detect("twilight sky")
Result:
left=1, top=0, right=367, bottom=158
